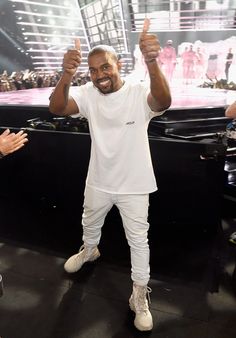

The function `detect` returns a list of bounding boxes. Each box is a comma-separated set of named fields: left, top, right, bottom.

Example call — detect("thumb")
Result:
left=139, top=18, right=150, bottom=42
left=142, top=17, right=150, bottom=34
left=75, top=38, right=81, bottom=50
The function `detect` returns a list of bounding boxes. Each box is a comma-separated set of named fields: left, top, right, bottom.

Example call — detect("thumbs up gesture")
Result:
left=62, top=38, right=82, bottom=75
left=139, top=18, right=160, bottom=64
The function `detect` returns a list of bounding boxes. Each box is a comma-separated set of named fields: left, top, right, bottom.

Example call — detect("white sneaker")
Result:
left=129, top=283, right=153, bottom=331
left=64, top=244, right=100, bottom=273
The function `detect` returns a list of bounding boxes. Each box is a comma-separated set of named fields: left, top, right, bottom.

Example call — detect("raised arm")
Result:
left=49, top=38, right=82, bottom=116
left=225, top=101, right=236, bottom=118
left=139, top=18, right=171, bottom=112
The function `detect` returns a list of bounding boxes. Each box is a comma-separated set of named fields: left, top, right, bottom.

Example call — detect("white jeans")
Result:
left=82, top=185, right=150, bottom=286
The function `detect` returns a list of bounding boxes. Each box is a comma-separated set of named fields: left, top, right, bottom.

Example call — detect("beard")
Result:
left=94, top=77, right=114, bottom=94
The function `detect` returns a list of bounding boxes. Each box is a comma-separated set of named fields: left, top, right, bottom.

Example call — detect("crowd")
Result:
left=0, top=69, right=91, bottom=92
left=1, top=42, right=234, bottom=92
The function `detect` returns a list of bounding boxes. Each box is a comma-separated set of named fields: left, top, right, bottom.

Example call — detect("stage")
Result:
left=0, top=85, right=235, bottom=110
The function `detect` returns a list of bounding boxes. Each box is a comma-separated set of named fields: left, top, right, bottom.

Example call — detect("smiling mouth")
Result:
left=97, top=79, right=110, bottom=87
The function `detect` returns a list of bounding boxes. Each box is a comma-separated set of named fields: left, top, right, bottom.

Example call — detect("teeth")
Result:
left=99, top=80, right=110, bottom=86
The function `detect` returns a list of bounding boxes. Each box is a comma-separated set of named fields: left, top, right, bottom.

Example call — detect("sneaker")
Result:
left=229, top=232, right=236, bottom=246
left=129, top=283, right=153, bottom=331
left=64, top=244, right=100, bottom=273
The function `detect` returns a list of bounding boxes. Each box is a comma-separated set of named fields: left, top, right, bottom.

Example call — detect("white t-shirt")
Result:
left=70, top=80, right=164, bottom=194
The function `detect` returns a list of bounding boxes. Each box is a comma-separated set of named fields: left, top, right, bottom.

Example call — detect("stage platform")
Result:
left=0, top=85, right=235, bottom=109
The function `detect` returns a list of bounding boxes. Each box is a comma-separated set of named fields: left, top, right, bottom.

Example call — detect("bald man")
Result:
left=49, top=19, right=171, bottom=331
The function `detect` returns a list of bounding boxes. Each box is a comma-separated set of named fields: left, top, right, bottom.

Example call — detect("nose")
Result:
left=96, top=68, right=106, bottom=79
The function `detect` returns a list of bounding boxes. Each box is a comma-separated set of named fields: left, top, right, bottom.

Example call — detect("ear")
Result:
left=117, top=60, right=122, bottom=70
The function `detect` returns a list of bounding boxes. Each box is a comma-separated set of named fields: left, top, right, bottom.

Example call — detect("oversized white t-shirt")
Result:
left=70, top=80, right=164, bottom=194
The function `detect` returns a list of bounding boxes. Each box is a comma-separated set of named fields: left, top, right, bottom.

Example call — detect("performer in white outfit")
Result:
left=49, top=18, right=171, bottom=332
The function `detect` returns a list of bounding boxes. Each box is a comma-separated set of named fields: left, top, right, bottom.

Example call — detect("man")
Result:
left=0, top=128, right=28, bottom=297
left=49, top=18, right=171, bottom=331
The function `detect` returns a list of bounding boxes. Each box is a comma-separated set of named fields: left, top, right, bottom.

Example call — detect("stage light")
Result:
left=9, top=0, right=70, bottom=10
left=9, top=0, right=132, bottom=74
left=48, top=18, right=55, bottom=25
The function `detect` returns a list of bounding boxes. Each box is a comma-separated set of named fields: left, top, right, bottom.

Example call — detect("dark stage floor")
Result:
left=0, top=216, right=236, bottom=338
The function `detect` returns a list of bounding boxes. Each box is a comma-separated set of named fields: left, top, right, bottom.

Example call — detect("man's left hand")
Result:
left=139, top=18, right=160, bottom=63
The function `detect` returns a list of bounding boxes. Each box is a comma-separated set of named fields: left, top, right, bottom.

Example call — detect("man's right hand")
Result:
left=62, top=38, right=82, bottom=76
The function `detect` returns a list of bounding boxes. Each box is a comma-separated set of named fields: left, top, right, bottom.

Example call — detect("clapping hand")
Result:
left=0, top=129, right=28, bottom=156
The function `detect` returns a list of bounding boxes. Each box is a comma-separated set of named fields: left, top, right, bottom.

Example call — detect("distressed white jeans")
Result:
left=82, top=185, right=150, bottom=286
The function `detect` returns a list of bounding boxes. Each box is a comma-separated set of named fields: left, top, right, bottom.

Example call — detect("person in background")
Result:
left=181, top=44, right=197, bottom=85
left=158, top=39, right=177, bottom=83
left=0, top=128, right=28, bottom=296
left=195, top=47, right=206, bottom=81
left=49, top=18, right=171, bottom=331
left=225, top=48, right=234, bottom=83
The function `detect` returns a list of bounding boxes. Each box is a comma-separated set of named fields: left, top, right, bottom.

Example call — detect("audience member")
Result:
left=0, top=128, right=28, bottom=296
left=0, top=128, right=28, bottom=158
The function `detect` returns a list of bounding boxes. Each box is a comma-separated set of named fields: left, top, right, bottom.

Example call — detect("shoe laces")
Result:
left=134, top=285, right=152, bottom=313
left=78, top=244, right=96, bottom=259
left=78, top=244, right=85, bottom=253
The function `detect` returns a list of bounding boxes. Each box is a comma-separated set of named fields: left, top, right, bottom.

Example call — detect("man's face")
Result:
left=88, top=52, right=122, bottom=94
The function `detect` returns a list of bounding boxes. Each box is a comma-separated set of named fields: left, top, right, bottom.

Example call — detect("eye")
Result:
left=102, top=65, right=110, bottom=71
left=89, top=69, right=96, bottom=75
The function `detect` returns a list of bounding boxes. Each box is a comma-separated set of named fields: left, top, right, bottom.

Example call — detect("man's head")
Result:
left=88, top=45, right=123, bottom=94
